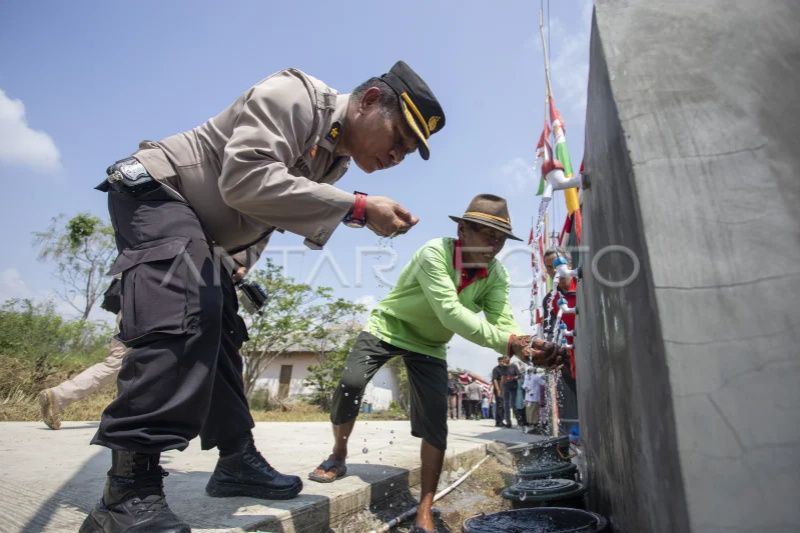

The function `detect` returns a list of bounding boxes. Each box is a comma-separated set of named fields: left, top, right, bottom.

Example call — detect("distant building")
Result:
left=250, top=343, right=401, bottom=411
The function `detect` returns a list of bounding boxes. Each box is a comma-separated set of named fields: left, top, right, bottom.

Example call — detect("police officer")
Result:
left=82, top=61, right=445, bottom=533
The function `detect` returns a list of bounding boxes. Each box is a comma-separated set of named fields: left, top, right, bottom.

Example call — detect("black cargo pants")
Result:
left=91, top=188, right=253, bottom=454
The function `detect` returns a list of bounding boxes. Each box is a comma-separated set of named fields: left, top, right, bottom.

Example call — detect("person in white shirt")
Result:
left=522, top=367, right=546, bottom=433
left=481, top=394, right=490, bottom=419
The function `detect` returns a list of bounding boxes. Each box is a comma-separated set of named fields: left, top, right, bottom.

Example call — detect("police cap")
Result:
left=381, top=60, right=445, bottom=160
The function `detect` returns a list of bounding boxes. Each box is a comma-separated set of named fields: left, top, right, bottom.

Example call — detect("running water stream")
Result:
left=547, top=368, right=560, bottom=437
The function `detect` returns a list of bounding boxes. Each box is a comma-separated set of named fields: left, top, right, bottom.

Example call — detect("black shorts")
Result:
left=330, top=332, right=449, bottom=451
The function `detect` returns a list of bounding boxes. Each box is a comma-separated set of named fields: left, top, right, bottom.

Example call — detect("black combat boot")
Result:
left=79, top=450, right=190, bottom=533
left=205, top=434, right=302, bottom=500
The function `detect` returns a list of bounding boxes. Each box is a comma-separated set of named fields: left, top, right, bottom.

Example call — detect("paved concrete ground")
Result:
left=0, top=419, right=542, bottom=533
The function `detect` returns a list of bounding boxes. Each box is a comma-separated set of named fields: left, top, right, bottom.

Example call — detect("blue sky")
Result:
left=0, top=0, right=593, bottom=380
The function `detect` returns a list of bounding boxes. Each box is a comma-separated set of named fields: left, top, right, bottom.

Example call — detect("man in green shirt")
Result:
left=309, top=194, right=563, bottom=533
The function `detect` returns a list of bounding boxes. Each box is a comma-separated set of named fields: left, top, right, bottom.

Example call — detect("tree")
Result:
left=386, top=356, right=410, bottom=411
left=241, top=261, right=366, bottom=398
left=303, top=321, right=363, bottom=411
left=33, top=213, right=116, bottom=320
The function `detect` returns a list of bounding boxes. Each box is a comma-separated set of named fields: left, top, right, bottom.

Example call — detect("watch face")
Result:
left=344, top=220, right=366, bottom=228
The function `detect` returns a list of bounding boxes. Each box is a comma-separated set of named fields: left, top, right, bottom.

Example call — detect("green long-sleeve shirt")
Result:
left=365, top=237, right=521, bottom=359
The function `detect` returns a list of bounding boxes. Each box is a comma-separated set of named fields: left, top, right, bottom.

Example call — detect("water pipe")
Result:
left=552, top=255, right=579, bottom=281
left=544, top=165, right=583, bottom=191
left=558, top=297, right=576, bottom=315
left=370, top=455, right=492, bottom=533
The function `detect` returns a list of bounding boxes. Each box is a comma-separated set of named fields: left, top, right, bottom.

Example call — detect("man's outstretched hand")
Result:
left=532, top=337, right=566, bottom=368
left=365, top=196, right=419, bottom=237
left=509, top=335, right=564, bottom=368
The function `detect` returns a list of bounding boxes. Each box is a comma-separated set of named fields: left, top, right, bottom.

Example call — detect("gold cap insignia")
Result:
left=428, top=115, right=441, bottom=132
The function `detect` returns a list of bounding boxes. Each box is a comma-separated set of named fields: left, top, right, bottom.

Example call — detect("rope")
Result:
left=370, top=455, right=492, bottom=533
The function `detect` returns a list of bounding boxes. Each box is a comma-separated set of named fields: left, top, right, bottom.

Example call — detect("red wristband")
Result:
left=343, top=191, right=368, bottom=228
left=352, top=192, right=367, bottom=221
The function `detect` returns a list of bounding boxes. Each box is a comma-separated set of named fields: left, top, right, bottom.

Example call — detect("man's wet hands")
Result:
left=509, top=335, right=564, bottom=368
left=364, top=196, right=419, bottom=237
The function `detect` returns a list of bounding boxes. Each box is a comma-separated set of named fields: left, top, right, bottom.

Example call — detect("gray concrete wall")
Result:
left=579, top=1, right=800, bottom=532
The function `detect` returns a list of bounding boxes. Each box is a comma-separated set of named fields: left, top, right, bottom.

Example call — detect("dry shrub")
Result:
left=250, top=396, right=328, bottom=422
left=0, top=380, right=115, bottom=423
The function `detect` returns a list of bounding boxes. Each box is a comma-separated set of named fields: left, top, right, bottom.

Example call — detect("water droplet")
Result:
left=523, top=448, right=530, bottom=457
left=520, top=492, right=527, bottom=502
left=354, top=399, right=359, bottom=404
left=390, top=482, right=394, bottom=487
left=344, top=392, right=349, bottom=397
left=362, top=447, right=369, bottom=454
left=390, top=429, right=394, bottom=434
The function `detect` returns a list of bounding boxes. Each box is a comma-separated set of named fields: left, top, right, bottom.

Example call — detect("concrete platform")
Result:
left=0, top=420, right=541, bottom=533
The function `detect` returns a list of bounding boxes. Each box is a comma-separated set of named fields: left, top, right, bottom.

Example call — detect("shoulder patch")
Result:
left=326, top=122, right=341, bottom=143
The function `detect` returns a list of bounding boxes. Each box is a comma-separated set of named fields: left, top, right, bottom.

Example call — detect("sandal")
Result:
left=308, top=455, right=347, bottom=483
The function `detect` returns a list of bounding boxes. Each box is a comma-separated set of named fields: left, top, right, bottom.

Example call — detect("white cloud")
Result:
left=0, top=267, right=33, bottom=303
left=0, top=267, right=114, bottom=324
left=0, top=88, right=61, bottom=172
left=354, top=294, right=377, bottom=323
left=520, top=2, right=593, bottom=164
left=0, top=267, right=74, bottom=315
left=549, top=1, right=593, bottom=125
left=494, top=157, right=536, bottom=194
left=355, top=294, right=377, bottom=311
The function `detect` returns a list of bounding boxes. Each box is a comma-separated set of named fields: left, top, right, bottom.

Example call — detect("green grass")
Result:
left=0, top=301, right=410, bottom=425
left=0, top=376, right=408, bottom=424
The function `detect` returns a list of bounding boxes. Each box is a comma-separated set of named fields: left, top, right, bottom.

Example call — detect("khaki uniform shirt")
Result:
left=131, top=68, right=354, bottom=263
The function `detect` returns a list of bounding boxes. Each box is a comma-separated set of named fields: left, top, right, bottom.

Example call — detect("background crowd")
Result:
left=446, top=363, right=548, bottom=434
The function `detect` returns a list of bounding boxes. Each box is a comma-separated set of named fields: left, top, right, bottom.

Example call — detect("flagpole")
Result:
left=539, top=1, right=556, bottom=243
left=539, top=3, right=554, bottom=111
left=538, top=0, right=560, bottom=438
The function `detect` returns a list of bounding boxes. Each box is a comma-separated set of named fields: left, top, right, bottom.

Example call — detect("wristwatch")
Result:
left=343, top=191, right=368, bottom=228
